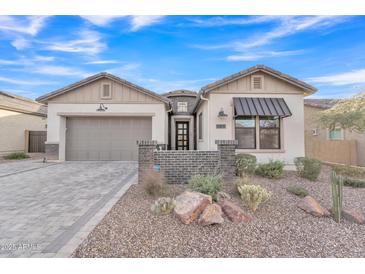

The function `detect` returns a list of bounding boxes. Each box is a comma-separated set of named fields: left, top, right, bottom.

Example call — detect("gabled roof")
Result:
left=162, top=89, right=197, bottom=98
left=200, top=64, right=317, bottom=94
left=0, top=90, right=47, bottom=116
left=193, top=65, right=318, bottom=113
left=36, top=72, right=171, bottom=105
left=304, top=99, right=339, bottom=109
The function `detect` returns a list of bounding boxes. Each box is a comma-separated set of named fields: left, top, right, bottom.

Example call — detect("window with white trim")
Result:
left=235, top=116, right=281, bottom=150
left=198, top=112, right=203, bottom=140
left=101, top=83, right=112, bottom=99
left=177, top=102, right=188, bottom=112
left=328, top=128, right=343, bottom=140
left=251, top=75, right=264, bottom=90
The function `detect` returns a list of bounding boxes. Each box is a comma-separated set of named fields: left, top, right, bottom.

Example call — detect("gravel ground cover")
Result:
left=73, top=166, right=365, bottom=258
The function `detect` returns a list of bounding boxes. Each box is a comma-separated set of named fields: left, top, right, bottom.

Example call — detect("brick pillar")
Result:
left=137, top=140, right=157, bottom=182
left=216, top=140, right=238, bottom=181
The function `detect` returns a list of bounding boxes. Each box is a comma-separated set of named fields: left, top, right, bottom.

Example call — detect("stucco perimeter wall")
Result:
left=205, top=93, right=305, bottom=166
left=0, top=109, right=46, bottom=155
left=46, top=103, right=167, bottom=161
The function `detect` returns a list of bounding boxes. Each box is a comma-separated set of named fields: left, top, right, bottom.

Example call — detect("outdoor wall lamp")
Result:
left=96, top=103, right=108, bottom=111
left=218, top=108, right=228, bottom=118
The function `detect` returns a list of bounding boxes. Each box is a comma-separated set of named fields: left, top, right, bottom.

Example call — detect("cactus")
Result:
left=331, top=171, right=344, bottom=223
left=151, top=197, right=176, bottom=215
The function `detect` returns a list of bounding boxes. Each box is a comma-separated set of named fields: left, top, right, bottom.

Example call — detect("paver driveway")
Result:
left=0, top=160, right=137, bottom=258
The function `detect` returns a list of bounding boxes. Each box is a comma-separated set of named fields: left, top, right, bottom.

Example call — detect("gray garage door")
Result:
left=66, top=117, right=152, bottom=161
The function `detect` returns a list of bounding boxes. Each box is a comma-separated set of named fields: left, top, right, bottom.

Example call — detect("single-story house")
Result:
left=304, top=99, right=365, bottom=166
left=0, top=91, right=47, bottom=155
left=36, top=65, right=317, bottom=166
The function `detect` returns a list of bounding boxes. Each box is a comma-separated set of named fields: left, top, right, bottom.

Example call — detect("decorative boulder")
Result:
left=297, top=196, right=330, bottom=217
left=219, top=199, right=252, bottom=223
left=198, top=204, right=224, bottom=226
left=174, top=191, right=212, bottom=224
left=342, top=208, right=365, bottom=224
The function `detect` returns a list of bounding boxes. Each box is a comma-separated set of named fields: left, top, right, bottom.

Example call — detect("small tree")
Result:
left=318, top=93, right=365, bottom=133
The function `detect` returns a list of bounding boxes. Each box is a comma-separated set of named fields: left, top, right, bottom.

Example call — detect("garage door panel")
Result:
left=66, top=116, right=152, bottom=161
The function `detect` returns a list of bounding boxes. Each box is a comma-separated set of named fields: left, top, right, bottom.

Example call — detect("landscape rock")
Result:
left=174, top=191, right=212, bottom=224
left=342, top=208, right=365, bottom=224
left=297, top=196, right=330, bottom=217
left=217, top=191, right=231, bottom=202
left=198, top=204, right=224, bottom=226
left=219, top=199, right=252, bottom=223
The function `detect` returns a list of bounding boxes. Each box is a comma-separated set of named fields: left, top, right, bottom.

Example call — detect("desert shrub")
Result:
left=333, top=165, right=365, bottom=179
left=255, top=160, right=284, bottom=179
left=343, top=177, right=365, bottom=188
left=141, top=169, right=168, bottom=197
left=188, top=174, right=223, bottom=201
left=294, top=157, right=322, bottom=181
left=237, top=184, right=272, bottom=212
left=235, top=153, right=257, bottom=176
left=235, top=175, right=252, bottom=193
left=3, top=152, right=30, bottom=160
left=286, top=185, right=309, bottom=198
left=151, top=197, right=176, bottom=215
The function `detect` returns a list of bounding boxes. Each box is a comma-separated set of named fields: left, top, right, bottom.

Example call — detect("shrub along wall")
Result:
left=137, top=140, right=237, bottom=184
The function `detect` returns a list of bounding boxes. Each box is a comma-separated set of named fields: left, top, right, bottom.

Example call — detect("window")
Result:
left=177, top=102, right=188, bottom=112
left=235, top=116, right=281, bottom=150
left=235, top=117, right=256, bottom=149
left=328, top=128, right=343, bottom=140
left=198, top=113, right=203, bottom=140
left=259, top=117, right=280, bottom=149
left=252, top=75, right=264, bottom=90
left=101, top=83, right=111, bottom=99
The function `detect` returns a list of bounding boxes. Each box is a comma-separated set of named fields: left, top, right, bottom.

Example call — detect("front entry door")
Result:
left=176, top=121, right=189, bottom=150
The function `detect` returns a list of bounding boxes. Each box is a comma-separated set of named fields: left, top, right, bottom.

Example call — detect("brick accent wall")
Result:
left=154, top=150, right=220, bottom=184
left=137, top=140, right=237, bottom=184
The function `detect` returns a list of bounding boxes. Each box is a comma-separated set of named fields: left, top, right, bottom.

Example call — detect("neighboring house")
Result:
left=0, top=91, right=47, bottom=155
left=37, top=65, right=317, bottom=166
left=304, top=99, right=365, bottom=166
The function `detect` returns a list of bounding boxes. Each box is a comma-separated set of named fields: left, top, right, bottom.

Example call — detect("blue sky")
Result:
left=0, top=15, right=364, bottom=99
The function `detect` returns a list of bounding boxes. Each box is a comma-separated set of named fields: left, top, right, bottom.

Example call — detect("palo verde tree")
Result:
left=318, top=92, right=365, bottom=133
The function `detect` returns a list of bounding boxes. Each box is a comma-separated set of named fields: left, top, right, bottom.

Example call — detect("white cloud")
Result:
left=42, top=29, right=106, bottom=55
left=130, top=16, right=165, bottom=31
left=81, top=16, right=125, bottom=26
left=33, top=55, right=56, bottom=62
left=189, top=16, right=281, bottom=27
left=31, top=65, right=90, bottom=78
left=226, top=50, right=304, bottom=61
left=85, top=60, right=120, bottom=64
left=0, top=59, right=18, bottom=65
left=0, top=76, right=56, bottom=86
left=308, top=69, right=365, bottom=86
left=11, top=38, right=30, bottom=50
left=0, top=16, right=49, bottom=36
left=137, top=77, right=216, bottom=92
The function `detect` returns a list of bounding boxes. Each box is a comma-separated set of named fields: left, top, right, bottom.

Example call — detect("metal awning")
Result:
left=233, top=97, right=292, bottom=118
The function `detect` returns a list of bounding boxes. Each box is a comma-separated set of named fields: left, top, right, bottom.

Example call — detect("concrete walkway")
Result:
left=0, top=161, right=137, bottom=257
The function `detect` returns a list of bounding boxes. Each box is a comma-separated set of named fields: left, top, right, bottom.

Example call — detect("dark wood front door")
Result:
left=176, top=122, right=189, bottom=150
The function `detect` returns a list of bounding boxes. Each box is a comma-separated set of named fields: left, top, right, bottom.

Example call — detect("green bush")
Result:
left=188, top=174, right=223, bottom=201
left=343, top=177, right=365, bottom=188
left=3, top=152, right=30, bottom=160
left=235, top=176, right=252, bottom=192
left=294, top=157, right=322, bottom=181
left=286, top=185, right=309, bottom=198
left=151, top=197, right=176, bottom=215
left=255, top=160, right=284, bottom=179
left=235, top=153, right=257, bottom=176
left=141, top=169, right=169, bottom=197
left=237, top=184, right=272, bottom=212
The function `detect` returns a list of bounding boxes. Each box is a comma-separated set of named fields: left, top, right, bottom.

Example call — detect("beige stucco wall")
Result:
left=46, top=103, right=168, bottom=161
left=197, top=99, right=209, bottom=150
left=304, top=105, right=365, bottom=166
left=0, top=109, right=46, bottom=155
left=196, top=71, right=307, bottom=166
